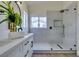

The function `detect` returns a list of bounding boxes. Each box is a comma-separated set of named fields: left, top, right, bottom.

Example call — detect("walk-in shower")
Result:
left=31, top=2, right=77, bottom=52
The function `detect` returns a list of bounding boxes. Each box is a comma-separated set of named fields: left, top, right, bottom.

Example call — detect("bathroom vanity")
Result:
left=0, top=33, right=33, bottom=57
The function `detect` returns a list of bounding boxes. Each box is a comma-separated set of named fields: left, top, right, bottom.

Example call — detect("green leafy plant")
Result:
left=0, top=1, right=22, bottom=26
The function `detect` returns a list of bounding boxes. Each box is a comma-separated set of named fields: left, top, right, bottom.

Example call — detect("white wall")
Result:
left=77, top=1, right=79, bottom=56
left=0, top=2, right=9, bottom=40
left=29, top=2, right=62, bottom=17
left=0, top=15, right=9, bottom=40
left=62, top=2, right=77, bottom=50
left=62, top=1, right=74, bottom=9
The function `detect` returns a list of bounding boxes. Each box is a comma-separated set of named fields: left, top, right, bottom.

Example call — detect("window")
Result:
left=39, top=17, right=47, bottom=28
left=31, top=17, right=47, bottom=28
left=31, top=17, right=38, bottom=28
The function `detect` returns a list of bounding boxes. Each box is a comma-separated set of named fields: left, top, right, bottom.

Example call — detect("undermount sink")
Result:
left=9, top=32, right=28, bottom=39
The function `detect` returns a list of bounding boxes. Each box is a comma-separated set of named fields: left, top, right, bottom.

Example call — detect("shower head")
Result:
left=60, top=9, right=69, bottom=13
left=60, top=10, right=64, bottom=13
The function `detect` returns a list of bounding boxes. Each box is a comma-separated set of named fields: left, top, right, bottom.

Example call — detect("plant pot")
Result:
left=9, top=22, right=17, bottom=32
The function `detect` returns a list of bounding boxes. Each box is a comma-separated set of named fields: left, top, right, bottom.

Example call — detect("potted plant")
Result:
left=0, top=1, right=22, bottom=32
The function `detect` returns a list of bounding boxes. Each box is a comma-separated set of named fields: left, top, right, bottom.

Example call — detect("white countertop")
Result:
left=0, top=33, right=33, bottom=55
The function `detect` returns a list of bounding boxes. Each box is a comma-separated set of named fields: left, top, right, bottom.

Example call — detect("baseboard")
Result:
left=33, top=50, right=76, bottom=54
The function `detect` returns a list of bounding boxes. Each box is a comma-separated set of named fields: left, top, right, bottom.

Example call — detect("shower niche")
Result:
left=53, top=20, right=63, bottom=27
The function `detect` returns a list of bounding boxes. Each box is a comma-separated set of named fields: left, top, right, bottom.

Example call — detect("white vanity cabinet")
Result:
left=23, top=36, right=33, bottom=57
left=17, top=42, right=23, bottom=57
left=0, top=33, right=33, bottom=57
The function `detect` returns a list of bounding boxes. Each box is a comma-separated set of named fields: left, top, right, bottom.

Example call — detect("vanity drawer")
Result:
left=23, top=40, right=30, bottom=55
left=23, top=37, right=33, bottom=56
left=26, top=48, right=33, bottom=57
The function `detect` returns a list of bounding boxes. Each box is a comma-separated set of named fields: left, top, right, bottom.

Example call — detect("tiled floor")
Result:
left=33, top=42, right=61, bottom=50
left=33, top=42, right=76, bottom=50
left=32, top=53, right=76, bottom=57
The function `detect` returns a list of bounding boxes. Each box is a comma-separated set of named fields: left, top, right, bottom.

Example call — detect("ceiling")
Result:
left=25, top=1, right=63, bottom=6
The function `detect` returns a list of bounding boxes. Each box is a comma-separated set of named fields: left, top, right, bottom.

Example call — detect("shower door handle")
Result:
left=63, top=25, right=65, bottom=37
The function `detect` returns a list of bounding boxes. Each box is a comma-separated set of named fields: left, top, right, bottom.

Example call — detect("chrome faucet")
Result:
left=18, top=27, right=23, bottom=32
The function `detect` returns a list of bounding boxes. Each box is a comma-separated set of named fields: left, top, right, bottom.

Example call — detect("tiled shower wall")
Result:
left=31, top=2, right=77, bottom=50
left=62, top=2, right=77, bottom=50
left=31, top=11, right=63, bottom=44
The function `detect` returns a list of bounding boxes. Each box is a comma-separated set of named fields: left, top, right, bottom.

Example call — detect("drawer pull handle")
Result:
left=24, top=50, right=29, bottom=57
left=24, top=41, right=29, bottom=45
left=31, top=41, right=33, bottom=47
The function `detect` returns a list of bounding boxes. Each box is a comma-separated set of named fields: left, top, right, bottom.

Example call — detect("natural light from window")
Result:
left=31, top=17, right=47, bottom=28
